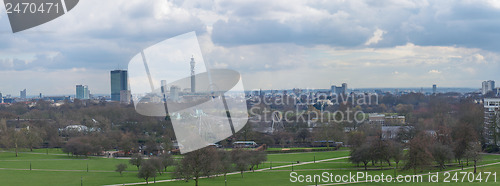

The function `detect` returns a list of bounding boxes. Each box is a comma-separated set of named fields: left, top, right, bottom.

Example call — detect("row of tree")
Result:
left=349, top=129, right=482, bottom=173
left=123, top=148, right=267, bottom=185
left=0, top=119, right=43, bottom=157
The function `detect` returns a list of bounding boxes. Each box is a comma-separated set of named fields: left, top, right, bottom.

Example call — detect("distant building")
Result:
left=368, top=113, right=406, bottom=125
left=75, top=85, right=90, bottom=99
left=385, top=115, right=406, bottom=125
left=483, top=98, right=500, bottom=145
left=20, top=89, right=26, bottom=99
left=190, top=56, right=196, bottom=93
left=368, top=113, right=386, bottom=125
left=76, top=85, right=84, bottom=99
left=482, top=80, right=495, bottom=95
left=252, top=90, right=259, bottom=96
left=111, top=70, right=128, bottom=101
left=120, top=90, right=131, bottom=104
left=433, top=84, right=437, bottom=94
left=170, top=85, right=180, bottom=101
left=331, top=83, right=348, bottom=95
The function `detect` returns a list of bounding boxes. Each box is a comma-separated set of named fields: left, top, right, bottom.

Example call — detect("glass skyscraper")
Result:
left=111, top=70, right=128, bottom=101
left=76, top=85, right=90, bottom=99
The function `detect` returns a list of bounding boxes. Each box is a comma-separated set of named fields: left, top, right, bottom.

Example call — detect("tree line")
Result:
left=120, top=148, right=266, bottom=185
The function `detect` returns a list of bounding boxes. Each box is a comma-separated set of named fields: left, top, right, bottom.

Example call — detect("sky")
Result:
left=0, top=0, right=500, bottom=96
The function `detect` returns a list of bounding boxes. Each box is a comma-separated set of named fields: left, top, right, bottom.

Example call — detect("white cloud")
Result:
left=428, top=69, right=441, bottom=74
left=486, top=0, right=500, bottom=9
left=461, top=67, right=476, bottom=75
left=365, top=28, right=386, bottom=45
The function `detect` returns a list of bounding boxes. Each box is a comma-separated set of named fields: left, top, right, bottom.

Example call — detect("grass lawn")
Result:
left=0, top=149, right=498, bottom=186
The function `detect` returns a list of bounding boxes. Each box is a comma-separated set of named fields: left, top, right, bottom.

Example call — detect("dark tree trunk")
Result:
left=15, top=143, right=18, bottom=157
left=474, top=160, right=477, bottom=173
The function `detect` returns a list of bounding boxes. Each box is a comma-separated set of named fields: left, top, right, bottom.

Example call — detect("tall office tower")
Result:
left=76, top=85, right=84, bottom=99
left=482, top=80, right=495, bottom=95
left=341, top=83, right=348, bottom=94
left=0, top=92, right=3, bottom=103
left=76, top=85, right=90, bottom=99
left=20, top=89, right=26, bottom=99
left=432, top=84, right=437, bottom=94
left=190, top=56, right=196, bottom=93
left=330, top=85, right=336, bottom=95
left=111, top=70, right=128, bottom=101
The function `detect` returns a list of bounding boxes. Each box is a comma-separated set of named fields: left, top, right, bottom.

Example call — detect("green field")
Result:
left=0, top=149, right=498, bottom=186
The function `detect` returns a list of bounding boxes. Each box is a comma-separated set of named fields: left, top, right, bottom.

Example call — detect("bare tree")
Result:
left=160, top=153, right=175, bottom=172
left=296, top=128, right=310, bottom=142
left=148, top=156, right=164, bottom=175
left=249, top=151, right=267, bottom=171
left=390, top=141, right=404, bottom=169
left=465, top=141, right=482, bottom=173
left=25, top=126, right=44, bottom=152
left=216, top=150, right=233, bottom=183
left=138, top=160, right=157, bottom=184
left=129, top=153, right=143, bottom=170
left=431, top=142, right=454, bottom=170
left=1, top=128, right=26, bottom=157
left=119, top=132, right=136, bottom=154
left=62, top=136, right=101, bottom=157
left=115, top=163, right=128, bottom=176
left=231, top=148, right=250, bottom=177
left=175, top=147, right=220, bottom=186
left=350, top=143, right=371, bottom=170
left=452, top=122, right=477, bottom=164
left=405, top=132, right=433, bottom=174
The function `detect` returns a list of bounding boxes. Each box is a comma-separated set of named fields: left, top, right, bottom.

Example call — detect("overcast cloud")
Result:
left=0, top=0, right=499, bottom=95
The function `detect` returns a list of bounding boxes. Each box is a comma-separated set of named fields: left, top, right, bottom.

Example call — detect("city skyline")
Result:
left=0, top=83, right=484, bottom=98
